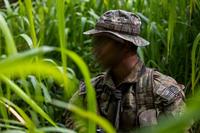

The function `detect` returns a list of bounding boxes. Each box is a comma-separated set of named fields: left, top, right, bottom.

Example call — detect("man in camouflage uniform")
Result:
left=65, top=10, right=186, bottom=132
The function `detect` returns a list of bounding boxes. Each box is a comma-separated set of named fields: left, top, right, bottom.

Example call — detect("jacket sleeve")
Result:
left=64, top=82, right=87, bottom=132
left=64, top=74, right=104, bottom=131
left=152, top=71, right=186, bottom=117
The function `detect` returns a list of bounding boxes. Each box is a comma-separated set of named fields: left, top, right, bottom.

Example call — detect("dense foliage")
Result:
left=0, top=0, right=199, bottom=133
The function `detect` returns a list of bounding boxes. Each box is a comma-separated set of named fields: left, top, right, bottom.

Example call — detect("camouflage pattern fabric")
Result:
left=64, top=59, right=186, bottom=132
left=83, top=10, right=149, bottom=47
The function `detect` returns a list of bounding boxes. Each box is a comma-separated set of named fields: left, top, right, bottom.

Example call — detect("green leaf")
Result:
left=0, top=13, right=17, bottom=55
left=0, top=75, right=57, bottom=127
left=19, top=34, right=33, bottom=49
left=24, top=0, right=37, bottom=48
left=191, top=33, right=200, bottom=94
left=51, top=99, right=115, bottom=133
left=0, top=97, right=36, bottom=130
left=37, top=126, right=76, bottom=133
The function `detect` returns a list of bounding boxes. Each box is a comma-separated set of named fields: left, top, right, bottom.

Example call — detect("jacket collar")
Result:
left=103, top=59, right=144, bottom=89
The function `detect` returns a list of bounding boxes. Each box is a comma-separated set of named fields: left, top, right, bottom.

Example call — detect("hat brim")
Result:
left=83, top=29, right=149, bottom=47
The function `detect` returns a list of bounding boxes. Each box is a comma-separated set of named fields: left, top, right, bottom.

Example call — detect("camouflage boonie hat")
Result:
left=84, top=10, right=149, bottom=46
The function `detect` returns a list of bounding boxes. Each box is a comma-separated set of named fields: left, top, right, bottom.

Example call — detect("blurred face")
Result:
left=92, top=35, right=125, bottom=69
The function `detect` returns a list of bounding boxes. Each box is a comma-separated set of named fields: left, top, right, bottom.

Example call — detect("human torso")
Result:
left=78, top=61, right=185, bottom=133
left=93, top=66, right=157, bottom=132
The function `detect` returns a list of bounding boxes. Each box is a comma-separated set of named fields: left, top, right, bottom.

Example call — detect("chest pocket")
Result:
left=97, top=85, right=116, bottom=123
left=97, top=84, right=137, bottom=129
left=97, top=67, right=157, bottom=129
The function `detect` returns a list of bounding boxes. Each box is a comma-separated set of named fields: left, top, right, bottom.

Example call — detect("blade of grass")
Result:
left=0, top=61, right=67, bottom=86
left=0, top=119, right=25, bottom=127
left=24, top=0, right=37, bottom=48
left=2, top=130, right=26, bottom=133
left=19, top=34, right=33, bottom=49
left=57, top=48, right=97, bottom=133
left=0, top=46, right=54, bottom=69
left=0, top=82, right=8, bottom=129
left=0, top=14, right=17, bottom=55
left=51, top=99, right=115, bottom=133
left=3, top=0, right=12, bottom=15
left=55, top=0, right=67, bottom=70
left=37, top=126, right=76, bottom=133
left=191, top=33, right=200, bottom=95
left=0, top=75, right=56, bottom=127
left=0, top=124, right=25, bottom=130
left=167, top=0, right=177, bottom=58
left=56, top=0, right=68, bottom=99
left=0, top=97, right=36, bottom=130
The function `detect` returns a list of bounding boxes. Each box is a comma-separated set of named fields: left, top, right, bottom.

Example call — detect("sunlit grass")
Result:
left=0, top=0, right=199, bottom=133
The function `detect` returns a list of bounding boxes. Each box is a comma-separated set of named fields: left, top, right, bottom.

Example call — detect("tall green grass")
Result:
left=0, top=0, right=115, bottom=132
left=0, top=0, right=199, bottom=133
left=24, top=0, right=37, bottom=48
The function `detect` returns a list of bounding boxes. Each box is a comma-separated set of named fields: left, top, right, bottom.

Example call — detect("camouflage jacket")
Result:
left=64, top=60, right=186, bottom=132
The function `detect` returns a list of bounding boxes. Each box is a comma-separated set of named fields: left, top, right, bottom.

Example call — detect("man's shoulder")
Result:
left=152, top=70, right=185, bottom=103
left=91, top=73, right=105, bottom=86
left=79, top=73, right=105, bottom=95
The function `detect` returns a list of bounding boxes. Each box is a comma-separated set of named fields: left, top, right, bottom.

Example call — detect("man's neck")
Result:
left=111, top=54, right=139, bottom=86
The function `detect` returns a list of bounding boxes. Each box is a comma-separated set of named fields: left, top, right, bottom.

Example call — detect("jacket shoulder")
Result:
left=152, top=71, right=185, bottom=104
left=79, top=73, right=105, bottom=95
